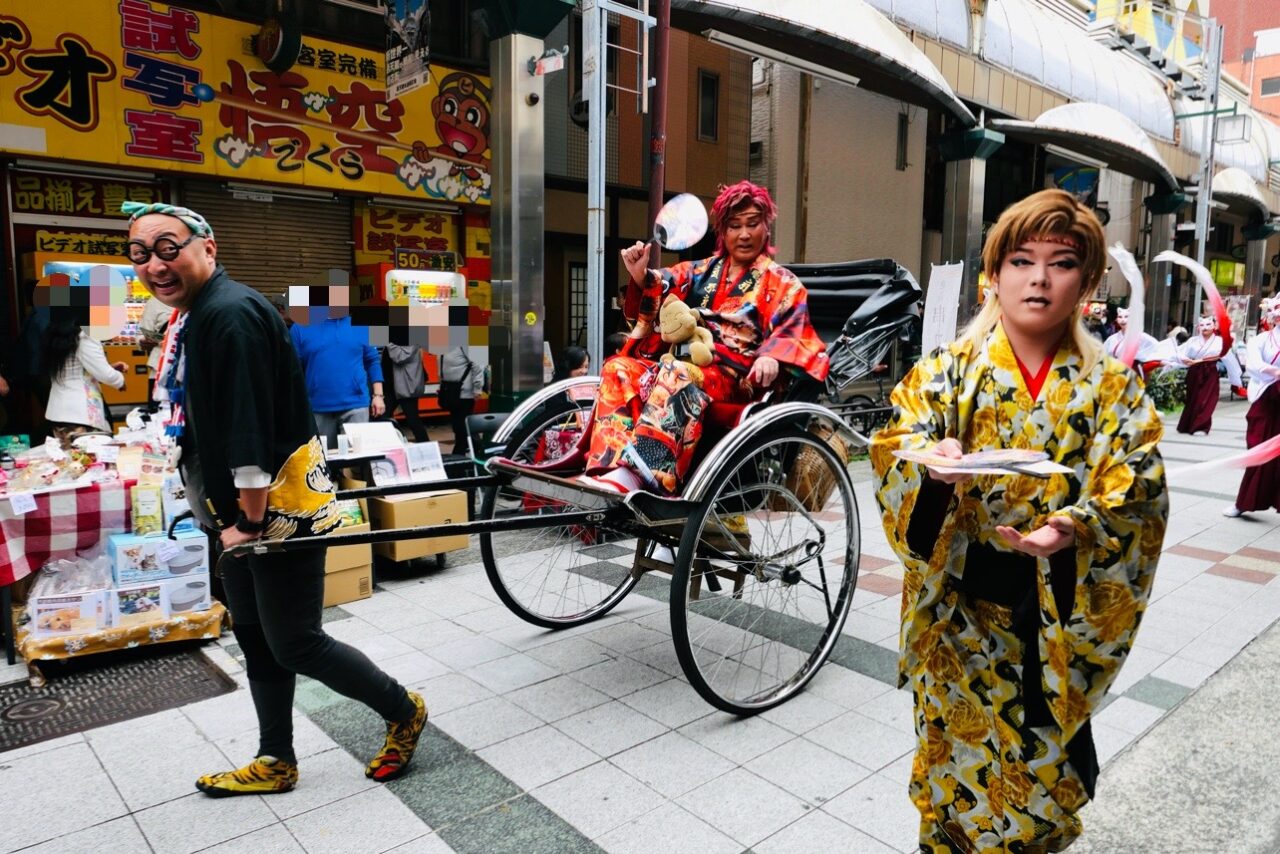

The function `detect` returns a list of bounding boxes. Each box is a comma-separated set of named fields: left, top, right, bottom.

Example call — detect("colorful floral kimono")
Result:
left=871, top=323, right=1167, bottom=852
left=589, top=254, right=828, bottom=492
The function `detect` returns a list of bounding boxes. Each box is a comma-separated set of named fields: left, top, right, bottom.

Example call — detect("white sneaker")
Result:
left=1222, top=505, right=1244, bottom=518
left=1192, top=431, right=1208, bottom=436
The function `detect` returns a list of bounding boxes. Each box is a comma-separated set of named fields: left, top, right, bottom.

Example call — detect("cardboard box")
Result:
left=108, top=529, right=209, bottom=585
left=325, top=522, right=372, bottom=573
left=368, top=489, right=468, bottom=562
left=111, top=582, right=169, bottom=628
left=162, top=572, right=213, bottom=614
left=30, top=590, right=109, bottom=637
left=323, top=564, right=372, bottom=607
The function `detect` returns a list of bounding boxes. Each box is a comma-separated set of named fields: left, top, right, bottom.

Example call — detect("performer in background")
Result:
left=873, top=189, right=1167, bottom=853
left=1176, top=316, right=1226, bottom=436
left=1224, top=299, right=1280, bottom=517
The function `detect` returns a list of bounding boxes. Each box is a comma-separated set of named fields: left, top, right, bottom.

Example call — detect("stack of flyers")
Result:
left=892, top=448, right=1074, bottom=479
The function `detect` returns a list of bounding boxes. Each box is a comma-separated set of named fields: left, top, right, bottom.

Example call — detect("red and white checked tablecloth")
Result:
left=0, top=481, right=133, bottom=587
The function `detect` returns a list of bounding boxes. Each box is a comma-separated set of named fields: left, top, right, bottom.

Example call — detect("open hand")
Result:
left=370, top=396, right=386, bottom=418
left=926, top=437, right=970, bottom=485
left=996, top=515, right=1076, bottom=558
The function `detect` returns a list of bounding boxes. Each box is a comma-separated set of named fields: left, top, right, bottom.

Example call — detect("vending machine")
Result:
left=21, top=253, right=152, bottom=407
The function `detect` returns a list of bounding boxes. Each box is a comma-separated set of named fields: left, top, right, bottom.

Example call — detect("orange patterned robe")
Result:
left=588, top=254, right=828, bottom=492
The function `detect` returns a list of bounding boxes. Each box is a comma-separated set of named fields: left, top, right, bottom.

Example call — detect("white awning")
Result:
left=863, top=0, right=968, bottom=50
left=1211, top=166, right=1270, bottom=222
left=991, top=102, right=1178, bottom=192
left=982, top=0, right=1175, bottom=141
left=671, top=0, right=977, bottom=126
left=1177, top=93, right=1274, bottom=185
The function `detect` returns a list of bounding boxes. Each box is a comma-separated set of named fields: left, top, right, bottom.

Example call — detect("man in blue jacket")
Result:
left=290, top=288, right=385, bottom=448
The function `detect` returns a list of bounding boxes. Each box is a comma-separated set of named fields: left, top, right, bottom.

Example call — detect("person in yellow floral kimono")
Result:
left=871, top=189, right=1167, bottom=852
left=585, top=181, right=829, bottom=493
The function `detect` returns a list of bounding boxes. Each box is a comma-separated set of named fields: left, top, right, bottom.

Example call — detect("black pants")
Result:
left=449, top=398, right=475, bottom=454
left=221, top=547, right=413, bottom=763
left=391, top=395, right=428, bottom=443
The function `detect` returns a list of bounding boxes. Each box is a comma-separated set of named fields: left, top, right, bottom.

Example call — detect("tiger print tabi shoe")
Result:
left=195, top=756, right=298, bottom=797
left=365, top=691, right=428, bottom=782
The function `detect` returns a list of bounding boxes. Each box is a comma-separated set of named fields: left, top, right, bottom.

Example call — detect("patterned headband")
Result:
left=1032, top=233, right=1083, bottom=253
left=121, top=201, right=214, bottom=239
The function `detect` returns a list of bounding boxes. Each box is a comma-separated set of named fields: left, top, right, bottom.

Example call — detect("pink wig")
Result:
left=711, top=180, right=778, bottom=257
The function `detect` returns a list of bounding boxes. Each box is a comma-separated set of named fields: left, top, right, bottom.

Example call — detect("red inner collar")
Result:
left=1014, top=352, right=1055, bottom=400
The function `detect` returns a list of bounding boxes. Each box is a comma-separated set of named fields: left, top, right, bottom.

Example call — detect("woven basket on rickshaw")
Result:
left=768, top=421, right=849, bottom=512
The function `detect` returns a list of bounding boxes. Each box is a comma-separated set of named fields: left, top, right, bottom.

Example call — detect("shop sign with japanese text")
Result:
left=353, top=201, right=458, bottom=266
left=0, top=2, right=490, bottom=204
left=9, top=171, right=166, bottom=217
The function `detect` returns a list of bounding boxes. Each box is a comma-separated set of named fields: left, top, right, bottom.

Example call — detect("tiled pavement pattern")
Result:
left=3, top=398, right=1279, bottom=853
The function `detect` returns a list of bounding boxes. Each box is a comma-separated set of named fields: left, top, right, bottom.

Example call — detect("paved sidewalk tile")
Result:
left=532, top=760, right=666, bottom=839
left=0, top=742, right=130, bottom=852
left=755, top=809, right=897, bottom=854
left=594, top=802, right=740, bottom=854
left=677, top=767, right=810, bottom=846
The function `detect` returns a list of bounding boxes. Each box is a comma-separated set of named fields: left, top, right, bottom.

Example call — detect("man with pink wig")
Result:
left=584, top=181, right=828, bottom=494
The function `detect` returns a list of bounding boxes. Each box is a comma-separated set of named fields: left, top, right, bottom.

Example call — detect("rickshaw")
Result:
left=238, top=202, right=910, bottom=715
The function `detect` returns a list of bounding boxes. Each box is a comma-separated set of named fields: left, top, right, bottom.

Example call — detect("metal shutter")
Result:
left=179, top=181, right=353, bottom=298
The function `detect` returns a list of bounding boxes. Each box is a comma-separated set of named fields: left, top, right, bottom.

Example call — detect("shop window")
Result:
left=1261, top=76, right=1280, bottom=97
left=699, top=70, right=720, bottom=142
left=569, top=262, right=588, bottom=346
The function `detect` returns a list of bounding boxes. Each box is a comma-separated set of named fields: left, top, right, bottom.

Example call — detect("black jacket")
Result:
left=180, top=267, right=327, bottom=530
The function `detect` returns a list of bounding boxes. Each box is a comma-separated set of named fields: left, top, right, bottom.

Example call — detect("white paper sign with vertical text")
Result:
left=922, top=262, right=964, bottom=355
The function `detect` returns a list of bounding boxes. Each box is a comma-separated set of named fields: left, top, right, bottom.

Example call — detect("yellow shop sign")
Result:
left=0, top=3, right=491, bottom=204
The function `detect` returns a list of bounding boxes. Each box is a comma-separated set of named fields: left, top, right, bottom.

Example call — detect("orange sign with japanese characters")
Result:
left=0, top=3, right=491, bottom=204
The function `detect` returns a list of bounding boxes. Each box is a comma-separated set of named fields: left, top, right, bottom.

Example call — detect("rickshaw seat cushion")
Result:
left=705, top=401, right=748, bottom=431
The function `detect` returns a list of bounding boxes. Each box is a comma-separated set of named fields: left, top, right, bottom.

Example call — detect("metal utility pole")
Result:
left=584, top=0, right=655, bottom=372
left=1191, top=17, right=1222, bottom=323
left=645, top=0, right=670, bottom=271
left=584, top=0, right=607, bottom=373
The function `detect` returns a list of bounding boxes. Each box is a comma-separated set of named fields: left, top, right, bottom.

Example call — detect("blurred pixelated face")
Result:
left=1115, top=308, right=1129, bottom=330
left=994, top=239, right=1086, bottom=341
left=128, top=214, right=216, bottom=311
left=1198, top=317, right=1215, bottom=336
left=723, top=204, right=768, bottom=267
left=569, top=356, right=589, bottom=377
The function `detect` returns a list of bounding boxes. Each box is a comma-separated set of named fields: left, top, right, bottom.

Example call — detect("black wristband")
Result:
left=235, top=512, right=266, bottom=534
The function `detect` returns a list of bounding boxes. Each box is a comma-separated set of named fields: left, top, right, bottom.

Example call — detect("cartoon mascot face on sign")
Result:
left=425, top=72, right=491, bottom=180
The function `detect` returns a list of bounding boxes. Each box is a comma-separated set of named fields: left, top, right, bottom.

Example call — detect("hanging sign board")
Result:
left=385, top=0, right=431, bottom=99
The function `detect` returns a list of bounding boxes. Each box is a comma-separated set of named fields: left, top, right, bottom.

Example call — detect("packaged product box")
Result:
left=30, top=590, right=109, bottom=637
left=162, top=471, right=194, bottom=534
left=368, top=489, right=468, bottom=562
left=323, top=564, right=372, bottom=607
left=325, top=521, right=372, bottom=573
left=109, top=529, right=210, bottom=586
left=338, top=470, right=370, bottom=523
left=162, top=572, right=213, bottom=614
left=131, top=484, right=164, bottom=536
left=111, top=582, right=169, bottom=628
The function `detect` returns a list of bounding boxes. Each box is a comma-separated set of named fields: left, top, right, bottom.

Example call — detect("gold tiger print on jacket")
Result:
left=261, top=437, right=341, bottom=541
left=871, top=322, right=1167, bottom=853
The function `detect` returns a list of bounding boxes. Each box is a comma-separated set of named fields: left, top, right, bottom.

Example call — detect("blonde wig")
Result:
left=958, top=189, right=1107, bottom=374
